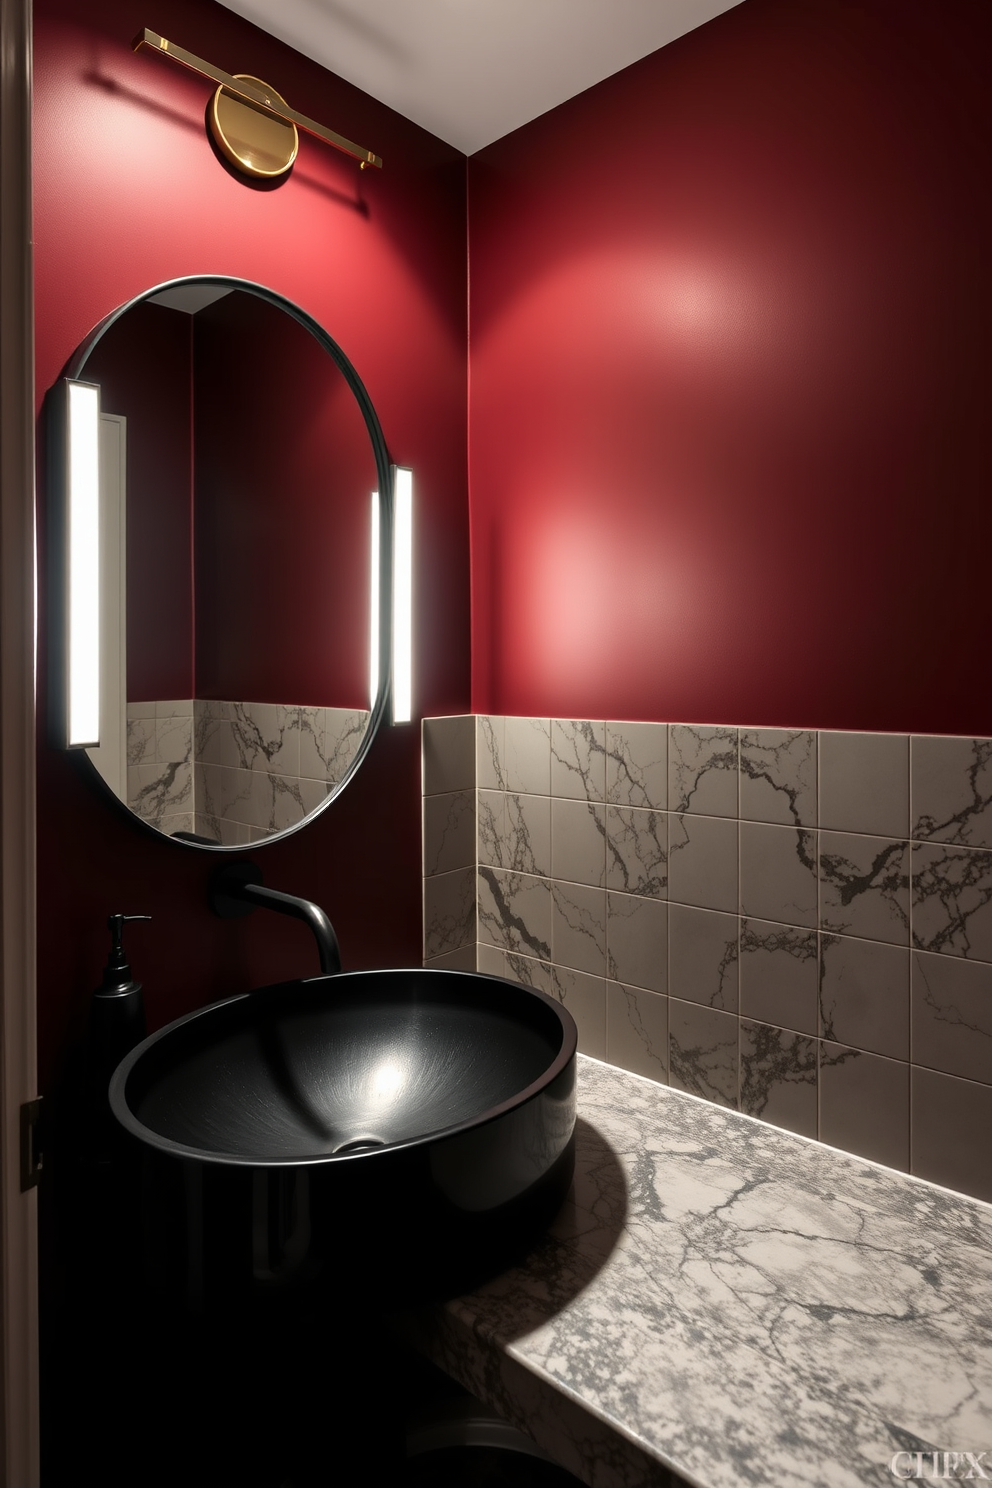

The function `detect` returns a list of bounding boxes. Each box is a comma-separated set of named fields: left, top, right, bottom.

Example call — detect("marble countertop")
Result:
left=401, top=1055, right=992, bottom=1488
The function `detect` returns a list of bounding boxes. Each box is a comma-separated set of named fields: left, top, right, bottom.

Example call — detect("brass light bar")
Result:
left=132, top=28, right=383, bottom=170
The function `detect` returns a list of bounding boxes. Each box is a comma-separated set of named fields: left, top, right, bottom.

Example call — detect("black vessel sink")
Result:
left=109, top=969, right=577, bottom=1308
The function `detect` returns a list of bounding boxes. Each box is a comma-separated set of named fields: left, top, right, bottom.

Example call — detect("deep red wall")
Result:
left=34, top=0, right=469, bottom=1105
left=193, top=290, right=374, bottom=707
left=467, top=0, right=991, bottom=733
left=84, top=302, right=195, bottom=701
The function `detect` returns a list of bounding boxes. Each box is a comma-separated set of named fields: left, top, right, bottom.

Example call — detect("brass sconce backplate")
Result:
left=133, top=31, right=382, bottom=173
left=209, top=75, right=299, bottom=179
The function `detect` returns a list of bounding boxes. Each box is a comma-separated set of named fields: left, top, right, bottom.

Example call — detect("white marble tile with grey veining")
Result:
left=424, top=943, right=478, bottom=973
left=155, top=714, right=194, bottom=766
left=423, top=715, right=476, bottom=796
left=739, top=821, right=818, bottom=928
left=819, top=1043, right=910, bottom=1172
left=478, top=715, right=507, bottom=791
left=476, top=942, right=506, bottom=978
left=667, top=813, right=738, bottom=913
left=127, top=708, right=193, bottom=771
left=505, top=717, right=551, bottom=796
left=250, top=770, right=307, bottom=834
left=668, top=1000, right=739, bottom=1109
left=478, top=867, right=552, bottom=961
left=605, top=807, right=667, bottom=898
left=194, top=710, right=237, bottom=770
left=669, top=724, right=738, bottom=817
left=739, top=918, right=818, bottom=1035
left=551, top=965, right=608, bottom=1060
left=299, top=706, right=326, bottom=781
left=819, top=731, right=909, bottom=838
left=424, top=790, right=476, bottom=877
left=193, top=698, right=234, bottom=722
left=819, top=832, right=910, bottom=945
left=298, top=776, right=331, bottom=820
left=300, top=707, right=367, bottom=784
left=740, top=728, right=816, bottom=827
left=911, top=1067, right=992, bottom=1201
left=190, top=698, right=365, bottom=825
left=127, top=761, right=193, bottom=825
left=818, top=935, right=909, bottom=1060
left=607, top=982, right=668, bottom=1084
left=911, top=842, right=992, bottom=962
left=606, top=722, right=668, bottom=811
left=400, top=1056, right=992, bottom=1488
left=158, top=811, right=194, bottom=841
left=739, top=1019, right=818, bottom=1136
left=478, top=790, right=506, bottom=869
left=424, top=866, right=476, bottom=961
left=911, top=736, right=992, bottom=849
left=504, top=950, right=554, bottom=995
left=553, top=798, right=607, bottom=887
left=243, top=702, right=302, bottom=775
left=911, top=951, right=992, bottom=1086
left=606, top=892, right=667, bottom=995
left=197, top=812, right=249, bottom=847
left=198, top=702, right=291, bottom=775
left=552, top=719, right=607, bottom=802
left=668, top=905, right=739, bottom=1012
left=196, top=761, right=251, bottom=827
left=552, top=881, right=607, bottom=977
left=322, top=707, right=369, bottom=783
left=505, top=793, right=552, bottom=877
left=505, top=950, right=612, bottom=1061
left=126, top=717, right=156, bottom=768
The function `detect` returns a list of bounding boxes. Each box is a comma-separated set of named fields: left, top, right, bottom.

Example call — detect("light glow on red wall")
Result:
left=468, top=0, right=991, bottom=733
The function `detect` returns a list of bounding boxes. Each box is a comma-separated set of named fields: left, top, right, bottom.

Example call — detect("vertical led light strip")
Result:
left=391, top=466, right=413, bottom=724
left=369, top=490, right=380, bottom=707
left=66, top=379, right=102, bottom=747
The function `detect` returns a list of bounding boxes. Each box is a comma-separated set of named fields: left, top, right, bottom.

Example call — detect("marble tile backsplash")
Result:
left=127, top=699, right=369, bottom=843
left=422, top=716, right=992, bottom=1204
left=125, top=699, right=195, bottom=839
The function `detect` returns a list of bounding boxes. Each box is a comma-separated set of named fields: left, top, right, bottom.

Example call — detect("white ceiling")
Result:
left=215, top=0, right=744, bottom=156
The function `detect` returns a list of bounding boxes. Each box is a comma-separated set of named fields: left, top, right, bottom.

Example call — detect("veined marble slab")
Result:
left=400, top=1056, right=992, bottom=1488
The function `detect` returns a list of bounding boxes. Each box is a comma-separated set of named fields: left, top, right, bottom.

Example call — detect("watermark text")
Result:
left=890, top=1453, right=991, bottom=1481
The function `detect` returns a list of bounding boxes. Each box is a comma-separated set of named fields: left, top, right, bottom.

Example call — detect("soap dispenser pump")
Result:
left=89, top=913, right=151, bottom=1096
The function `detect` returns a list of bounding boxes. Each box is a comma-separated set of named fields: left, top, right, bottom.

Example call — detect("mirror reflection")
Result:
left=77, top=280, right=380, bottom=845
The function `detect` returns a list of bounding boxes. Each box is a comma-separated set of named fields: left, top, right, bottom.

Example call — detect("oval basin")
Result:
left=110, top=968, right=577, bottom=1306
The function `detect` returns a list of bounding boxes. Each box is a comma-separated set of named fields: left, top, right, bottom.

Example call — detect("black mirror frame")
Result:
left=51, top=273, right=395, bottom=852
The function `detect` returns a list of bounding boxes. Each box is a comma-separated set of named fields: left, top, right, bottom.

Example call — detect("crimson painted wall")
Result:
left=83, top=302, right=195, bottom=701
left=193, top=290, right=375, bottom=708
left=34, top=0, right=469, bottom=1107
left=467, top=0, right=991, bottom=734
left=83, top=288, right=375, bottom=707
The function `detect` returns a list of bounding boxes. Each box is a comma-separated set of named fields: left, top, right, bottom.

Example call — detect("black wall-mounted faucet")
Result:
left=210, top=862, right=342, bottom=976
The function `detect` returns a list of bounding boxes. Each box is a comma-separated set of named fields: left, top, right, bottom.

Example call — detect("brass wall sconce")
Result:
left=132, top=28, right=383, bottom=180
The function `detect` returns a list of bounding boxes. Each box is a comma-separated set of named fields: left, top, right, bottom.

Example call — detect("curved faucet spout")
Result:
left=210, top=863, right=342, bottom=976
left=237, top=883, right=341, bottom=976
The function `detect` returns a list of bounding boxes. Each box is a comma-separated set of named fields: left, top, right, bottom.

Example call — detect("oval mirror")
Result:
left=58, top=275, right=392, bottom=849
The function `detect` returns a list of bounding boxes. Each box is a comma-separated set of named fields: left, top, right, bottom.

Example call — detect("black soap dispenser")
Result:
left=89, top=912, right=151, bottom=1101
